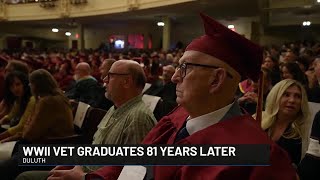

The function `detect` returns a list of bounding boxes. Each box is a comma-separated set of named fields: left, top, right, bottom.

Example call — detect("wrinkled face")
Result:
left=262, top=57, right=274, bottom=69
left=171, top=51, right=217, bottom=106
left=279, top=85, right=302, bottom=118
left=10, top=77, right=24, bottom=97
left=281, top=66, right=294, bottom=80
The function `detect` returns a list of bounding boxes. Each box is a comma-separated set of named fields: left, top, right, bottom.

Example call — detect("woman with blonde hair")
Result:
left=261, top=79, right=312, bottom=167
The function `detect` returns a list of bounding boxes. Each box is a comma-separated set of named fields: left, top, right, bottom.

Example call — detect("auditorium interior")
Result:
left=0, top=0, right=320, bottom=179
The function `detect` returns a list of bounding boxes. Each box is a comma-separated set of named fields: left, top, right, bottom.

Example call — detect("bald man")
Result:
left=65, top=62, right=101, bottom=107
left=17, top=60, right=156, bottom=180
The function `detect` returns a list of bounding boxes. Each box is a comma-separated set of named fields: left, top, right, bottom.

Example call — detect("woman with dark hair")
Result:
left=281, top=62, right=308, bottom=86
left=262, top=55, right=281, bottom=85
left=0, top=69, right=74, bottom=179
left=0, top=71, right=35, bottom=141
left=0, top=60, right=29, bottom=119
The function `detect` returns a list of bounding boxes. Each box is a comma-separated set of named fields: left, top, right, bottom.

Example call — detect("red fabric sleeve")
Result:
left=86, top=166, right=123, bottom=180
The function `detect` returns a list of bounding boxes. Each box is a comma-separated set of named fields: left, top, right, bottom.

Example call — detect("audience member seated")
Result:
left=24, top=69, right=74, bottom=143
left=4, top=60, right=29, bottom=75
left=0, top=57, right=7, bottom=101
left=16, top=60, right=157, bottom=180
left=306, top=58, right=320, bottom=102
left=91, top=58, right=102, bottom=84
left=148, top=54, right=162, bottom=83
left=0, top=60, right=29, bottom=119
left=282, top=50, right=298, bottom=63
left=144, top=65, right=177, bottom=103
left=0, top=71, right=35, bottom=141
left=65, top=62, right=101, bottom=107
left=94, top=59, right=115, bottom=110
left=298, top=110, right=320, bottom=180
left=0, top=69, right=74, bottom=180
left=259, top=79, right=311, bottom=168
left=281, top=62, right=307, bottom=86
left=54, top=60, right=74, bottom=91
left=262, top=55, right=281, bottom=85
left=238, top=68, right=272, bottom=114
left=144, top=65, right=178, bottom=120
left=296, top=56, right=310, bottom=73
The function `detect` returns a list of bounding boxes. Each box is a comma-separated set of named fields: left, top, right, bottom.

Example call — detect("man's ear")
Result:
left=123, top=76, right=132, bottom=89
left=209, top=68, right=226, bottom=93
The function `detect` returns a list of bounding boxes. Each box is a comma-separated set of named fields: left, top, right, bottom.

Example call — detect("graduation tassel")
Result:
left=255, top=70, right=264, bottom=124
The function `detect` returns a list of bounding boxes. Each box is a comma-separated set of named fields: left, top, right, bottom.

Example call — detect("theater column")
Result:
left=162, top=16, right=171, bottom=51
left=0, top=0, right=7, bottom=20
left=78, top=24, right=85, bottom=50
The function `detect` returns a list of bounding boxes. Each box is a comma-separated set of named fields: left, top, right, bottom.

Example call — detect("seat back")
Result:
left=80, top=107, right=107, bottom=143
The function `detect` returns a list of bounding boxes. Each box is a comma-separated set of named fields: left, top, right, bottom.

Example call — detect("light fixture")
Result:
left=65, top=32, right=72, bottom=36
left=227, top=24, right=236, bottom=31
left=157, top=22, right=165, bottom=26
left=302, top=21, right=311, bottom=26
left=52, top=28, right=59, bottom=32
left=227, top=25, right=235, bottom=29
left=317, top=0, right=320, bottom=3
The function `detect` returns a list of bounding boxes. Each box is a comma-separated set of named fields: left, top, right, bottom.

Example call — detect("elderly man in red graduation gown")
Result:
left=49, top=13, right=297, bottom=180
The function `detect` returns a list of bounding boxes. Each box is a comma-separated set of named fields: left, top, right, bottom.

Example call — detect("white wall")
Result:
left=171, top=17, right=257, bottom=49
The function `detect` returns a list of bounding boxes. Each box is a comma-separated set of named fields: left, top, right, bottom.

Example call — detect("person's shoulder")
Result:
left=209, top=115, right=273, bottom=144
left=76, top=77, right=96, bottom=84
left=38, top=94, right=67, bottom=106
left=132, top=100, right=155, bottom=117
left=29, top=96, right=36, bottom=103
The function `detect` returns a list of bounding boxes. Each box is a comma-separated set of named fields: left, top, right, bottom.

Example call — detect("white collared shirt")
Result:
left=186, top=103, right=233, bottom=135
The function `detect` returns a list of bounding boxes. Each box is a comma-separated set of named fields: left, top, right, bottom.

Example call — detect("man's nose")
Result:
left=171, top=69, right=181, bottom=83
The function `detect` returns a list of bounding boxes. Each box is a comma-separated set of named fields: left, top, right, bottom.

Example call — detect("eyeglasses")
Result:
left=176, top=62, right=233, bottom=79
left=104, top=72, right=130, bottom=81
left=308, top=68, right=315, bottom=72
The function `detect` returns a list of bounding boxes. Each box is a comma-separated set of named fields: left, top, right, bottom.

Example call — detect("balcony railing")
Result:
left=4, top=0, right=58, bottom=5
left=4, top=0, right=87, bottom=5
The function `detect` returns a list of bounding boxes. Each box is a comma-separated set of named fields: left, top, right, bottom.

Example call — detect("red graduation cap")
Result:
left=186, top=13, right=264, bottom=122
left=186, top=13, right=263, bottom=82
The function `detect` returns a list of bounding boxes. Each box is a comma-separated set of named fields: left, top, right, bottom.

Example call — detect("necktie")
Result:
left=174, top=122, right=189, bottom=143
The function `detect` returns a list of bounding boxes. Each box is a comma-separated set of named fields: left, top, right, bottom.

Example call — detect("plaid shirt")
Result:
left=83, top=95, right=156, bottom=172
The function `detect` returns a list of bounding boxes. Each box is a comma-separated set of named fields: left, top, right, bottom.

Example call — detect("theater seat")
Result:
left=46, top=106, right=107, bottom=144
